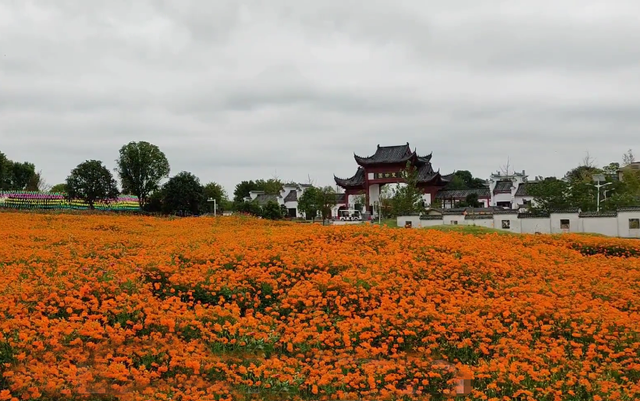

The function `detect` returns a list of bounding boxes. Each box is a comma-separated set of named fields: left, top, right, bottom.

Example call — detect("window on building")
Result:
left=497, top=201, right=511, bottom=208
left=560, top=219, right=570, bottom=229
left=630, top=218, right=640, bottom=229
left=502, top=220, right=511, bottom=229
left=452, top=220, right=458, bottom=225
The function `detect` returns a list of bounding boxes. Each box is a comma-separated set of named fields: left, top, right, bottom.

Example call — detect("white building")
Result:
left=244, top=183, right=312, bottom=218
left=488, top=171, right=536, bottom=210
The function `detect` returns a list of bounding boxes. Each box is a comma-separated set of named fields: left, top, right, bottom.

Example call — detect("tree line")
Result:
left=0, top=142, right=342, bottom=219
left=527, top=150, right=640, bottom=213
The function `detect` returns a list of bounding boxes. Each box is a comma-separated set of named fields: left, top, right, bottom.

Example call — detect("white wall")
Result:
left=465, top=218, right=494, bottom=228
left=520, top=218, right=551, bottom=234
left=581, top=217, right=618, bottom=237
left=618, top=211, right=640, bottom=238
left=493, top=214, right=521, bottom=233
left=397, top=210, right=640, bottom=238
left=550, top=213, right=580, bottom=234
left=443, top=215, right=465, bottom=225
left=421, top=218, right=444, bottom=227
left=397, top=215, right=421, bottom=228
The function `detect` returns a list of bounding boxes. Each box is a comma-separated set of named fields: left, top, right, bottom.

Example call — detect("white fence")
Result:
left=397, top=208, right=640, bottom=238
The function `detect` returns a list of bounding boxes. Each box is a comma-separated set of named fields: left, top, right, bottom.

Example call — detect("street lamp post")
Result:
left=207, top=198, right=217, bottom=216
left=592, top=174, right=611, bottom=213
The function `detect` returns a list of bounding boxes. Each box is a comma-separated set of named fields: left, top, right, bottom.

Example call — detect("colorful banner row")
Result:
left=0, top=191, right=141, bottom=211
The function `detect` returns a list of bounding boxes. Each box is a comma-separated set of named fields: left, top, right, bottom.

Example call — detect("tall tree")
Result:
left=116, top=141, right=170, bottom=208
left=527, top=177, right=572, bottom=212
left=203, top=182, right=229, bottom=213
left=297, top=186, right=320, bottom=220
left=391, top=161, right=424, bottom=216
left=623, top=149, right=635, bottom=166
left=255, top=178, right=283, bottom=195
left=233, top=180, right=259, bottom=203
left=317, top=186, right=337, bottom=220
left=161, top=172, right=205, bottom=215
left=66, top=160, right=119, bottom=209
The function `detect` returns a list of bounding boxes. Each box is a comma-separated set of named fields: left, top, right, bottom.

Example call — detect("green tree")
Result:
left=298, top=186, right=320, bottom=220
left=317, top=186, right=337, bottom=220
left=203, top=182, right=230, bottom=213
left=261, top=200, right=283, bottom=220
left=161, top=172, right=205, bottom=215
left=458, top=193, right=482, bottom=208
left=444, top=170, right=486, bottom=190
left=233, top=180, right=259, bottom=203
left=50, top=183, right=68, bottom=193
left=255, top=178, right=283, bottom=195
left=528, top=177, right=572, bottom=213
left=391, top=161, right=423, bottom=216
left=66, top=160, right=120, bottom=209
left=236, top=199, right=263, bottom=216
left=116, top=141, right=170, bottom=208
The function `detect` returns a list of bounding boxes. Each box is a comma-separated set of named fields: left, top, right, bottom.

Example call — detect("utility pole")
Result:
left=207, top=198, right=217, bottom=216
left=591, top=174, right=611, bottom=213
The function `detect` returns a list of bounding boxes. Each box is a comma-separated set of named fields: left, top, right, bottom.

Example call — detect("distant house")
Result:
left=243, top=183, right=311, bottom=218
left=488, top=171, right=535, bottom=210
left=618, top=162, right=640, bottom=181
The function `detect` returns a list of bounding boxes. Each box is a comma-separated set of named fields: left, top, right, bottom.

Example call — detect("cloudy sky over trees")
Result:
left=1, top=0, right=639, bottom=192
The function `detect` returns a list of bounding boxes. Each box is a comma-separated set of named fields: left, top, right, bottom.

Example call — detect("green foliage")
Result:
left=203, top=182, right=230, bottom=213
left=0, top=152, right=37, bottom=190
left=391, top=161, right=423, bottom=216
left=161, top=172, right=205, bottom=215
left=297, top=186, right=320, bottom=220
left=316, top=186, right=337, bottom=220
left=444, top=170, right=486, bottom=190
left=116, top=141, right=170, bottom=208
left=236, top=200, right=262, bottom=216
left=233, top=179, right=283, bottom=203
left=233, top=180, right=259, bottom=203
left=528, top=177, right=571, bottom=212
left=457, top=193, right=482, bottom=208
left=49, top=183, right=68, bottom=193
left=66, top=160, right=120, bottom=209
left=261, top=200, right=283, bottom=220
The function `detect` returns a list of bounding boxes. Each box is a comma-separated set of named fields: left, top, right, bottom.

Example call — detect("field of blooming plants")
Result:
left=1, top=212, right=640, bottom=401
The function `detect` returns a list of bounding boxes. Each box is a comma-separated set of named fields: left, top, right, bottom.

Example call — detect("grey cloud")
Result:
left=1, top=0, right=639, bottom=194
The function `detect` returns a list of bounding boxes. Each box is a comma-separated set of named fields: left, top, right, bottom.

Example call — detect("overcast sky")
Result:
left=1, top=1, right=639, bottom=195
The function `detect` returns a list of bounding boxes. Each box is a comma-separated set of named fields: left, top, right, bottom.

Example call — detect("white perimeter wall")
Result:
left=618, top=212, right=640, bottom=238
left=465, top=218, right=494, bottom=228
left=550, top=213, right=581, bottom=234
left=581, top=218, right=618, bottom=237
left=397, top=210, right=640, bottom=237
left=493, top=214, right=521, bottom=233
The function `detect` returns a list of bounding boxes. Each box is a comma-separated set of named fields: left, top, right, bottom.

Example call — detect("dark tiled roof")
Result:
left=442, top=208, right=467, bottom=215
left=618, top=206, right=640, bottom=212
left=515, top=182, right=538, bottom=197
left=334, top=167, right=365, bottom=189
left=420, top=215, right=444, bottom=220
left=465, top=215, right=493, bottom=220
left=435, top=188, right=491, bottom=199
left=354, top=143, right=414, bottom=165
left=284, top=190, right=298, bottom=202
left=580, top=211, right=618, bottom=218
left=254, top=194, right=279, bottom=205
left=550, top=208, right=580, bottom=214
left=493, top=181, right=514, bottom=194
left=493, top=209, right=518, bottom=214
left=518, top=212, right=550, bottom=218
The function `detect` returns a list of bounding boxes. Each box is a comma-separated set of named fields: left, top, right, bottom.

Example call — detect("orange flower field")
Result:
left=1, top=212, right=640, bottom=401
